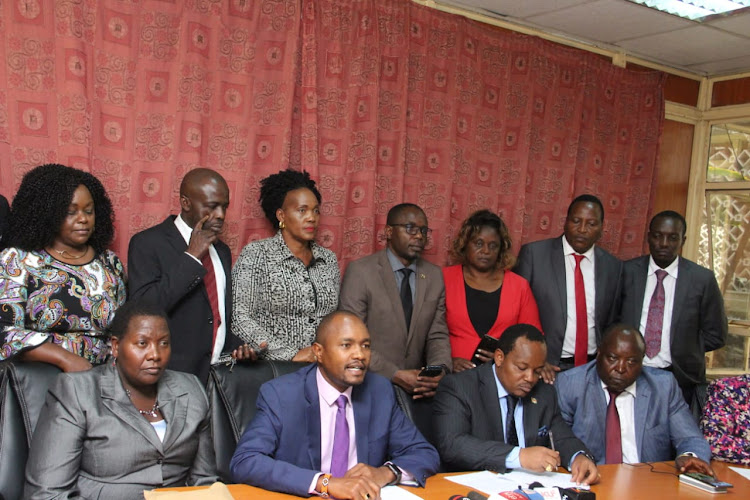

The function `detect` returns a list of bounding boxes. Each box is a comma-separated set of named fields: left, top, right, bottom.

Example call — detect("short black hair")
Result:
left=5, top=164, right=115, bottom=254
left=108, top=300, right=169, bottom=339
left=600, top=323, right=645, bottom=356
left=567, top=194, right=604, bottom=223
left=649, top=210, right=687, bottom=236
left=259, top=169, right=321, bottom=227
left=315, top=310, right=365, bottom=345
left=497, top=324, right=546, bottom=354
left=386, top=203, right=425, bottom=225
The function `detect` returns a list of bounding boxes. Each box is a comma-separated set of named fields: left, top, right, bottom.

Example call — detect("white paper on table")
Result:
left=729, top=466, right=750, bottom=482
left=380, top=484, right=426, bottom=500
left=445, top=469, right=589, bottom=496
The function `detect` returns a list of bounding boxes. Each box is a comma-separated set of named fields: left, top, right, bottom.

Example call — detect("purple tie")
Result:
left=330, top=395, right=349, bottom=477
left=644, top=269, right=668, bottom=358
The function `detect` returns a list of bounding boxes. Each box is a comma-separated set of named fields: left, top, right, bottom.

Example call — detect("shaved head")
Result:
left=312, top=311, right=371, bottom=391
left=178, top=168, right=230, bottom=229
left=180, top=168, right=228, bottom=198
left=315, top=311, right=366, bottom=346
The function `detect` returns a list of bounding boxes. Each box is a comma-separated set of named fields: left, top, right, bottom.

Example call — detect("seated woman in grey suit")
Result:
left=24, top=300, right=218, bottom=499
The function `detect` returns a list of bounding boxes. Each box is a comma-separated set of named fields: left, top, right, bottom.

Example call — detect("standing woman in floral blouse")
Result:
left=0, top=164, right=126, bottom=371
left=232, top=169, right=339, bottom=362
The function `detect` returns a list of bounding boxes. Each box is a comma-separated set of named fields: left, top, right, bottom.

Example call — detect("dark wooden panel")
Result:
left=651, top=120, right=694, bottom=219
left=712, top=77, right=750, bottom=107
left=628, top=64, right=699, bottom=106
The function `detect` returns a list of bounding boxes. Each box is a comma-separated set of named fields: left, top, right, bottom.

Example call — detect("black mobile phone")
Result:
left=418, top=365, right=444, bottom=377
left=471, top=335, right=500, bottom=365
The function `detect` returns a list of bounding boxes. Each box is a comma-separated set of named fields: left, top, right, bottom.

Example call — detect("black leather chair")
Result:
left=206, top=360, right=308, bottom=482
left=0, top=361, right=62, bottom=500
left=392, top=385, right=439, bottom=447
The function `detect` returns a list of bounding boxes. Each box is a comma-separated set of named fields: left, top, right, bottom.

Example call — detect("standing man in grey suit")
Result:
left=128, top=168, right=258, bottom=384
left=339, top=203, right=451, bottom=399
left=556, top=324, right=715, bottom=476
left=515, top=194, right=622, bottom=383
left=619, top=211, right=727, bottom=414
left=433, top=324, right=599, bottom=484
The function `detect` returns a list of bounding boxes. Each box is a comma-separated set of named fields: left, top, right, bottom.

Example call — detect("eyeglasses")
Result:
left=390, top=223, right=432, bottom=237
left=472, top=239, right=501, bottom=252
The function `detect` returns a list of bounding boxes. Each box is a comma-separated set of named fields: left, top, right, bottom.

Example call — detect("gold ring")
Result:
left=545, top=464, right=553, bottom=472
left=364, top=495, right=370, bottom=500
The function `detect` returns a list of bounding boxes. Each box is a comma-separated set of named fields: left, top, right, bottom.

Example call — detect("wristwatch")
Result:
left=384, top=462, right=401, bottom=486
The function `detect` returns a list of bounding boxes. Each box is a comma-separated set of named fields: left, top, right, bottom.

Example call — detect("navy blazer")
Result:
left=230, top=364, right=440, bottom=496
left=128, top=216, right=242, bottom=383
left=515, top=237, right=623, bottom=365
left=556, top=362, right=711, bottom=464
left=619, top=256, right=727, bottom=389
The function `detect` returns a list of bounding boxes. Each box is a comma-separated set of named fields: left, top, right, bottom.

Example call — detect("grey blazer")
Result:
left=515, top=237, right=623, bottom=365
left=339, top=249, right=451, bottom=380
left=24, top=364, right=217, bottom=500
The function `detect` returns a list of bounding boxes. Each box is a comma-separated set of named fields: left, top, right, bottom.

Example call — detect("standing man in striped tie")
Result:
left=515, top=195, right=623, bottom=383
left=128, top=168, right=259, bottom=383
left=619, top=211, right=727, bottom=417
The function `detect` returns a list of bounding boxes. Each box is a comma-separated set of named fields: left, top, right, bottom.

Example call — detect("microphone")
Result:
left=447, top=491, right=488, bottom=500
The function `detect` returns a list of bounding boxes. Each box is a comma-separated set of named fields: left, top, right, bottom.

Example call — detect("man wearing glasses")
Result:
left=340, top=203, right=451, bottom=399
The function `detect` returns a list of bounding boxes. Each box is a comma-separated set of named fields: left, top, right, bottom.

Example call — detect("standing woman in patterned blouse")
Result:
left=0, top=164, right=126, bottom=371
left=700, top=374, right=750, bottom=465
left=232, top=169, right=340, bottom=361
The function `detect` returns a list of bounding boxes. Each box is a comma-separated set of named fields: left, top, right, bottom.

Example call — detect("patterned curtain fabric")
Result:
left=0, top=0, right=664, bottom=268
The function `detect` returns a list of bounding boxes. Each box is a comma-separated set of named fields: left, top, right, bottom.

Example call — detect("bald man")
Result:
left=231, top=311, right=440, bottom=499
left=128, top=168, right=255, bottom=383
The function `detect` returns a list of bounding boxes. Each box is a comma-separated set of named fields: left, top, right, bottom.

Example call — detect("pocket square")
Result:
left=537, top=425, right=549, bottom=438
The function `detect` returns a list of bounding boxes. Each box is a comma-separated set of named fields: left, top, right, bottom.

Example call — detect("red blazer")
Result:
left=442, top=264, right=542, bottom=360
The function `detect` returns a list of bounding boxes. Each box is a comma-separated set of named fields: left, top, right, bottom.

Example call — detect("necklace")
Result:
left=125, top=388, right=160, bottom=418
left=49, top=246, right=89, bottom=259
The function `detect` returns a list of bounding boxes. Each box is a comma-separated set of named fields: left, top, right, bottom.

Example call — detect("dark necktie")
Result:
left=201, top=252, right=221, bottom=346
left=330, top=395, right=349, bottom=477
left=605, top=389, right=623, bottom=464
left=505, top=395, right=519, bottom=446
left=573, top=254, right=588, bottom=366
left=644, top=269, right=668, bottom=358
left=399, top=268, right=413, bottom=329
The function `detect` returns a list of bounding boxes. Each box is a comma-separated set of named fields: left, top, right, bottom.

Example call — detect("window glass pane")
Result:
left=707, top=123, right=750, bottom=183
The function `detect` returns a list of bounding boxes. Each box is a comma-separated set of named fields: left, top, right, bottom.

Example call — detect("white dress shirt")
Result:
left=639, top=257, right=679, bottom=368
left=601, top=380, right=638, bottom=463
left=174, top=214, right=227, bottom=363
left=561, top=236, right=597, bottom=357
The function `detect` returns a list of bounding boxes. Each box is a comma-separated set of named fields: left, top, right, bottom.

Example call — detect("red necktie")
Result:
left=201, top=252, right=221, bottom=346
left=644, top=269, right=668, bottom=358
left=573, top=254, right=588, bottom=366
left=605, top=389, right=623, bottom=464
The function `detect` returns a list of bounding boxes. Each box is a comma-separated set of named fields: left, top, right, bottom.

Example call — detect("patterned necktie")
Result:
left=399, top=268, right=413, bottom=329
left=644, top=269, right=668, bottom=358
left=573, top=254, right=588, bottom=366
left=505, top=395, right=519, bottom=446
left=330, top=395, right=349, bottom=477
left=605, top=389, right=623, bottom=464
left=201, top=252, right=221, bottom=346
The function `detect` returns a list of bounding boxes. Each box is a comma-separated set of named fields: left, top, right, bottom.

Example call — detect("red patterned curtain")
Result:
left=0, top=0, right=664, bottom=268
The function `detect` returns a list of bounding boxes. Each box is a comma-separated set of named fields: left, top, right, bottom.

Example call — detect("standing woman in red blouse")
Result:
left=444, top=210, right=541, bottom=372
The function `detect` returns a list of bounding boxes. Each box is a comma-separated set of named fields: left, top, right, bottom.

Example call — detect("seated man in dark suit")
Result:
left=556, top=324, right=715, bottom=476
left=433, top=324, right=599, bottom=485
left=230, top=311, right=440, bottom=499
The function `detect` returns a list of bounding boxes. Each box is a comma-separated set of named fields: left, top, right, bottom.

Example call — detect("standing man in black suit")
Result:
left=128, top=168, right=258, bottom=383
left=433, top=324, right=599, bottom=484
left=515, top=195, right=622, bottom=383
left=619, top=211, right=727, bottom=415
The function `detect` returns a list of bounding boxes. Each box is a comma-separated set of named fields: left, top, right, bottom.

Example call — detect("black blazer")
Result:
left=127, top=216, right=241, bottom=383
left=619, top=255, right=727, bottom=389
left=433, top=363, right=589, bottom=472
left=515, top=236, right=623, bottom=365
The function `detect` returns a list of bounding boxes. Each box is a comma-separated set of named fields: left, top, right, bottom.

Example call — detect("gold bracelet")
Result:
left=319, top=473, right=332, bottom=498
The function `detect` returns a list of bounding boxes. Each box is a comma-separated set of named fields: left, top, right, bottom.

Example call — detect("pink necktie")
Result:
left=330, top=395, right=349, bottom=477
left=605, top=389, right=623, bottom=464
left=573, top=254, right=588, bottom=366
left=644, top=269, right=667, bottom=358
left=201, top=252, right=221, bottom=346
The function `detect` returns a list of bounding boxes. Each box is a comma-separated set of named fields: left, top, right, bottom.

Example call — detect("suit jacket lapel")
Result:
left=407, top=258, right=428, bottom=343
left=670, top=259, right=690, bottom=346
left=377, top=251, right=408, bottom=334
left=159, top=375, right=188, bottom=451
left=634, top=375, right=651, bottom=460
left=632, top=257, right=649, bottom=324
left=352, top=384, right=370, bottom=465
left=304, top=367, right=322, bottom=471
left=479, top=365, right=504, bottom=442
left=101, top=364, right=163, bottom=452
left=551, top=238, right=567, bottom=325
left=522, top=392, right=540, bottom=446
left=594, top=247, right=606, bottom=330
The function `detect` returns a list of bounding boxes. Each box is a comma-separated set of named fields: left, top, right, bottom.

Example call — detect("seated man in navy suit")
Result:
left=433, top=324, right=599, bottom=485
left=556, top=324, right=715, bottom=476
left=230, top=311, right=440, bottom=499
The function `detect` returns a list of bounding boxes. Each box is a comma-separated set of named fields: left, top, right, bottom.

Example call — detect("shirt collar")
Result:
left=386, top=248, right=418, bottom=273
left=491, top=363, right=511, bottom=401
left=648, top=255, right=679, bottom=278
left=174, top=214, right=193, bottom=246
left=316, top=366, right=353, bottom=407
left=561, top=235, right=596, bottom=260
left=268, top=230, right=330, bottom=266
left=600, top=378, right=637, bottom=399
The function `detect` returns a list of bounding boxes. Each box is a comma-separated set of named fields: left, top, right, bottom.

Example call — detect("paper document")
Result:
left=381, top=485, right=425, bottom=500
left=446, top=469, right=589, bottom=495
left=729, top=466, right=750, bottom=482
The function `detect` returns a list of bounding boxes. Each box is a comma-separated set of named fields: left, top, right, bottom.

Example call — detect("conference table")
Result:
left=157, top=461, right=749, bottom=498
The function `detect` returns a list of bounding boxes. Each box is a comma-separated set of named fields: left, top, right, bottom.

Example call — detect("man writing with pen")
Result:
left=433, top=324, right=600, bottom=485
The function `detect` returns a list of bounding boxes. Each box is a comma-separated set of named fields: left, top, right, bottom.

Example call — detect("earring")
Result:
left=279, top=220, right=285, bottom=229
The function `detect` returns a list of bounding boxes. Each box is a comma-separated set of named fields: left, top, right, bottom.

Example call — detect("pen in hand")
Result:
left=549, top=430, right=556, bottom=452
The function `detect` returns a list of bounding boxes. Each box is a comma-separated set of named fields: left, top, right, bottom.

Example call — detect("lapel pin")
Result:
left=531, top=397, right=537, bottom=404
left=420, top=273, right=426, bottom=279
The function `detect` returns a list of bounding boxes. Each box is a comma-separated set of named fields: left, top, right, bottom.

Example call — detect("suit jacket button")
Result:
left=157, top=459, right=163, bottom=465
left=208, top=318, right=213, bottom=324
left=308, top=317, right=315, bottom=324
